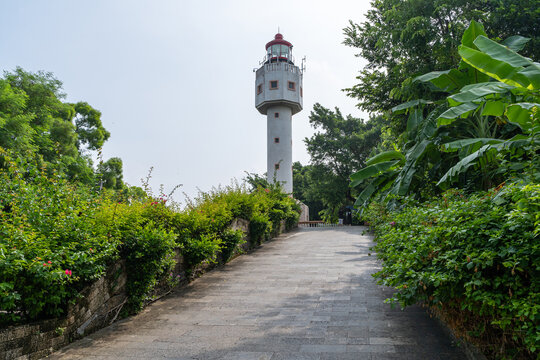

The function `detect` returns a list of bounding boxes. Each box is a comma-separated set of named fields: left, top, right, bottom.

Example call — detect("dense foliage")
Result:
left=347, top=14, right=539, bottom=359
left=343, top=0, right=540, bottom=138
left=0, top=148, right=300, bottom=325
left=293, top=106, right=384, bottom=221
left=363, top=184, right=539, bottom=358
left=351, top=21, right=539, bottom=210
left=0, top=67, right=121, bottom=189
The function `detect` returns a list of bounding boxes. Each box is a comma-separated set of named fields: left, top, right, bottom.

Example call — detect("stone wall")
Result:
left=0, top=261, right=127, bottom=360
left=0, top=218, right=294, bottom=360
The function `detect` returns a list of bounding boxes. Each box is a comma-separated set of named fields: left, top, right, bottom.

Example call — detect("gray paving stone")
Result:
left=49, top=228, right=466, bottom=359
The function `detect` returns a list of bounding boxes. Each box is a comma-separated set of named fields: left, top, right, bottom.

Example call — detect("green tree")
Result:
left=98, top=157, right=125, bottom=190
left=292, top=162, right=324, bottom=220
left=343, top=0, right=540, bottom=137
left=351, top=21, right=540, bottom=210
left=303, top=104, right=384, bottom=221
left=0, top=67, right=114, bottom=186
left=0, top=79, right=35, bottom=154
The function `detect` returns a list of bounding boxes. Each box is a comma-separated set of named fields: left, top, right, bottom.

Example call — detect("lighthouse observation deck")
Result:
left=255, top=61, right=303, bottom=115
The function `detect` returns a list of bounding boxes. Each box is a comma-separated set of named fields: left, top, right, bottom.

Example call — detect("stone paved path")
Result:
left=50, top=227, right=466, bottom=359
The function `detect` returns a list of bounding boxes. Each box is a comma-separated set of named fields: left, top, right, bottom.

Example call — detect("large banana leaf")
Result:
left=437, top=144, right=496, bottom=187
left=442, top=138, right=504, bottom=152
left=438, top=134, right=537, bottom=187
left=502, top=35, right=530, bottom=52
left=461, top=20, right=487, bottom=49
left=459, top=45, right=539, bottom=89
left=391, top=99, right=432, bottom=114
left=506, top=102, right=539, bottom=131
left=365, top=150, right=405, bottom=166
left=407, top=108, right=423, bottom=132
left=474, top=36, right=532, bottom=68
left=391, top=140, right=433, bottom=196
left=447, top=83, right=512, bottom=105
left=350, top=160, right=401, bottom=187
left=413, top=69, right=468, bottom=92
left=438, top=102, right=480, bottom=125
left=481, top=101, right=506, bottom=116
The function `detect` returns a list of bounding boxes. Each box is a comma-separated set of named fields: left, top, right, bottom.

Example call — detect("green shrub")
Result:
left=0, top=149, right=118, bottom=324
left=365, top=184, right=539, bottom=358
left=120, top=222, right=176, bottom=314
left=249, top=212, right=271, bottom=244
left=220, top=229, right=245, bottom=262
left=0, top=148, right=299, bottom=326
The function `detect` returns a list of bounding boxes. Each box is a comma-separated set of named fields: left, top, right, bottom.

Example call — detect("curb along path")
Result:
left=50, top=227, right=466, bottom=360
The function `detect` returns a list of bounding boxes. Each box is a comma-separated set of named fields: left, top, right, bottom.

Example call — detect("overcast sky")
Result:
left=0, top=0, right=372, bottom=203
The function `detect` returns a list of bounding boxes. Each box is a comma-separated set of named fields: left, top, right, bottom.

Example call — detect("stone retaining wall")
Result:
left=0, top=219, right=293, bottom=360
left=0, top=261, right=126, bottom=360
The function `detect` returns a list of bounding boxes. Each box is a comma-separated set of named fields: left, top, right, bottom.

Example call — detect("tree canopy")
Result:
left=294, top=104, right=384, bottom=221
left=343, top=0, right=540, bottom=137
left=0, top=67, right=118, bottom=188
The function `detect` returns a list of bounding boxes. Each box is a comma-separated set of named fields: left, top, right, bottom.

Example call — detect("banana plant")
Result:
left=350, top=20, right=540, bottom=211
left=436, top=32, right=540, bottom=187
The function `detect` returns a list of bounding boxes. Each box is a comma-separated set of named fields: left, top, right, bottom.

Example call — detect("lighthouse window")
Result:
left=271, top=45, right=280, bottom=57
left=288, top=81, right=296, bottom=91
left=275, top=163, right=280, bottom=170
left=269, top=80, right=278, bottom=90
left=274, top=112, right=279, bottom=118
left=257, top=84, right=263, bottom=94
left=281, top=45, right=289, bottom=58
left=274, top=137, right=280, bottom=143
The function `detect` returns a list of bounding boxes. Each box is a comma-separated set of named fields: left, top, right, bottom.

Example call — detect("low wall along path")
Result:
left=46, top=227, right=466, bottom=360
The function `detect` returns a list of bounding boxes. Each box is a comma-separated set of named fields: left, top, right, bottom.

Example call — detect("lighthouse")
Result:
left=255, top=33, right=303, bottom=194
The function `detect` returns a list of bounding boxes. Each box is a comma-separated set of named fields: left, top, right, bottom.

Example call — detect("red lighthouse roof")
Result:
left=265, top=33, right=293, bottom=50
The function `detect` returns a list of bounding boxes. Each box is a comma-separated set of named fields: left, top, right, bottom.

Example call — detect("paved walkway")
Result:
left=50, top=227, right=466, bottom=360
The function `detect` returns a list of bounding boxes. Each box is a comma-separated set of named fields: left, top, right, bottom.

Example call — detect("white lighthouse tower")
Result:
left=255, top=33, right=303, bottom=193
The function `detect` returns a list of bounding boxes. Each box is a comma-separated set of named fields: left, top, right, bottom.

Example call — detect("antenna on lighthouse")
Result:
left=301, top=56, right=307, bottom=73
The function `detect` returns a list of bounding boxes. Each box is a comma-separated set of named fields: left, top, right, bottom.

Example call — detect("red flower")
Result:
left=43, top=263, right=47, bottom=266
left=47, top=260, right=52, bottom=264
left=65, top=269, right=72, bottom=276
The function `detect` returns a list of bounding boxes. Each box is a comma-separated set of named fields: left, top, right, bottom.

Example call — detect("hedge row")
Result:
left=363, top=184, right=539, bottom=359
left=0, top=149, right=300, bottom=325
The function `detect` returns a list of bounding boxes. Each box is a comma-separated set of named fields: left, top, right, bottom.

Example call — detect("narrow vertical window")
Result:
left=274, top=112, right=279, bottom=118
left=269, top=80, right=278, bottom=90
left=274, top=137, right=280, bottom=143
left=275, top=163, right=280, bottom=170
left=300, top=87, right=303, bottom=97
left=257, top=84, right=263, bottom=94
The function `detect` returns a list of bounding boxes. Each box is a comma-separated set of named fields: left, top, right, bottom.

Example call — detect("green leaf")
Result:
left=502, top=35, right=530, bottom=52
left=391, top=140, right=432, bottom=196
left=517, top=65, right=540, bottom=90
left=442, top=138, right=503, bottom=152
left=461, top=20, right=487, bottom=49
left=365, top=150, right=405, bottom=166
left=413, top=69, right=468, bottom=92
left=354, top=183, right=376, bottom=206
left=448, top=82, right=512, bottom=105
left=506, top=103, right=539, bottom=131
left=458, top=45, right=532, bottom=89
left=350, top=160, right=401, bottom=183
left=407, top=108, right=423, bottom=132
left=481, top=101, right=506, bottom=116
left=391, top=99, right=432, bottom=114
left=474, top=36, right=532, bottom=68
left=438, top=102, right=480, bottom=125
left=438, top=145, right=496, bottom=187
